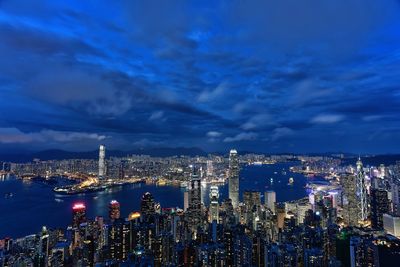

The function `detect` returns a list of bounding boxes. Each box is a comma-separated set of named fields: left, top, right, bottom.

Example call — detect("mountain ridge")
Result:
left=0, top=147, right=208, bottom=163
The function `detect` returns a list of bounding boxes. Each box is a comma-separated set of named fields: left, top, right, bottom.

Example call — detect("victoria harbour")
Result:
left=0, top=162, right=319, bottom=238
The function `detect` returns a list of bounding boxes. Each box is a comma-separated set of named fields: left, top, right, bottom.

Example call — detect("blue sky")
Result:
left=0, top=0, right=400, bottom=153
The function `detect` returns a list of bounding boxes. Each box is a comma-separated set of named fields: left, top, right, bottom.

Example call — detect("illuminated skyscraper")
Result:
left=209, top=186, right=219, bottom=223
left=206, top=160, right=213, bottom=177
left=108, top=219, right=130, bottom=261
left=109, top=200, right=121, bottom=221
left=72, top=203, right=86, bottom=227
left=370, top=188, right=389, bottom=229
left=392, top=182, right=400, bottom=216
left=342, top=174, right=359, bottom=226
left=187, top=167, right=202, bottom=231
left=356, top=158, right=368, bottom=222
left=98, top=144, right=106, bottom=180
left=265, top=190, right=276, bottom=213
left=184, top=191, right=189, bottom=211
left=38, top=226, right=49, bottom=263
left=141, top=192, right=155, bottom=223
left=228, top=149, right=239, bottom=209
left=383, top=214, right=400, bottom=238
left=243, top=190, right=261, bottom=227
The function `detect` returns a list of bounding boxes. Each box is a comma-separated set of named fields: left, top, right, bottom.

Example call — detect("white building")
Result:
left=184, top=191, right=189, bottom=212
left=265, top=190, right=276, bottom=213
left=98, top=145, right=106, bottom=180
left=383, top=213, right=400, bottom=238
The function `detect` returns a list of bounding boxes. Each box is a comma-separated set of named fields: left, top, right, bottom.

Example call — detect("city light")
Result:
left=72, top=203, right=85, bottom=210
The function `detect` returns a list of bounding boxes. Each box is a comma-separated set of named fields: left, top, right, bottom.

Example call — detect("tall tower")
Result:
left=356, top=157, right=368, bottom=222
left=265, top=190, right=276, bottom=214
left=206, top=160, right=213, bottom=177
left=209, top=186, right=219, bottom=223
left=228, top=149, right=239, bottom=209
left=98, top=144, right=106, bottom=180
left=187, top=167, right=202, bottom=230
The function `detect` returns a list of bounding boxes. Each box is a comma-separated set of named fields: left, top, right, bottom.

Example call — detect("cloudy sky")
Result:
left=0, top=0, right=400, bottom=153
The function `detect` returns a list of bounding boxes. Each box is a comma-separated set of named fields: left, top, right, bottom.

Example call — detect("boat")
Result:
left=4, top=192, right=14, bottom=198
left=288, top=177, right=294, bottom=185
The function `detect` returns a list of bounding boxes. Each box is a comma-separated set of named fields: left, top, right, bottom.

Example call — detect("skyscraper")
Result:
left=356, top=158, right=368, bottom=222
left=228, top=149, right=239, bottom=209
left=370, top=189, right=389, bottom=229
left=98, top=144, right=106, bottom=180
left=108, top=219, right=130, bottom=261
left=243, top=190, right=261, bottom=227
left=141, top=192, right=155, bottom=223
left=265, top=190, right=276, bottom=213
left=72, top=202, right=86, bottom=227
left=187, top=167, right=202, bottom=231
left=341, top=174, right=359, bottom=226
left=206, top=160, right=213, bottom=177
left=209, top=186, right=219, bottom=223
left=109, top=200, right=121, bottom=221
left=391, top=182, right=400, bottom=216
left=383, top=213, right=400, bottom=238
left=184, top=191, right=189, bottom=212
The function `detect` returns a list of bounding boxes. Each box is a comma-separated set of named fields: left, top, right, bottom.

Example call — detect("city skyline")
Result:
left=0, top=1, right=400, bottom=154
left=2, top=144, right=400, bottom=265
left=2, top=1, right=400, bottom=266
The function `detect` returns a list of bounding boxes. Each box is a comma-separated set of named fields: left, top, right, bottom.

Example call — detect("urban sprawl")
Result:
left=1, top=146, right=400, bottom=266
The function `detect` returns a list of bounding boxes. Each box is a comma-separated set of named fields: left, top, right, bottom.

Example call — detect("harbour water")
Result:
left=0, top=162, right=322, bottom=238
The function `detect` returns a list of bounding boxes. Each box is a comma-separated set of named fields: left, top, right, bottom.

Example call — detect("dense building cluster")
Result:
left=2, top=151, right=400, bottom=266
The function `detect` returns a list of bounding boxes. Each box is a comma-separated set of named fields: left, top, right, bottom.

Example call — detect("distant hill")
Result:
left=341, top=154, right=400, bottom=166
left=0, top=147, right=207, bottom=163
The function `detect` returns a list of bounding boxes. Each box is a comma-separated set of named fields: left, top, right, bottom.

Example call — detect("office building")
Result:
left=265, top=190, right=276, bottom=213
left=228, top=149, right=239, bottom=209
left=98, top=144, right=106, bottom=180
left=109, top=200, right=121, bottom=221
left=209, top=186, right=219, bottom=223
left=72, top=203, right=86, bottom=227
left=370, top=189, right=389, bottom=229
left=383, top=213, right=400, bottom=238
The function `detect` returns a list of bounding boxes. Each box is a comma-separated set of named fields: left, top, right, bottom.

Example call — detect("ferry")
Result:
left=4, top=192, right=14, bottom=198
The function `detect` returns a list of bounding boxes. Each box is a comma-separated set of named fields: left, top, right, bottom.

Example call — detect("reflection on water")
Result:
left=0, top=162, right=322, bottom=238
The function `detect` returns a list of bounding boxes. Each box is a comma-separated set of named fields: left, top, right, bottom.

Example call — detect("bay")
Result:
left=0, top=162, right=322, bottom=238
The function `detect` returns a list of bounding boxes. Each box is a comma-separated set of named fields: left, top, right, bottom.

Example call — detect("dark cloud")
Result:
left=0, top=0, right=399, bottom=153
